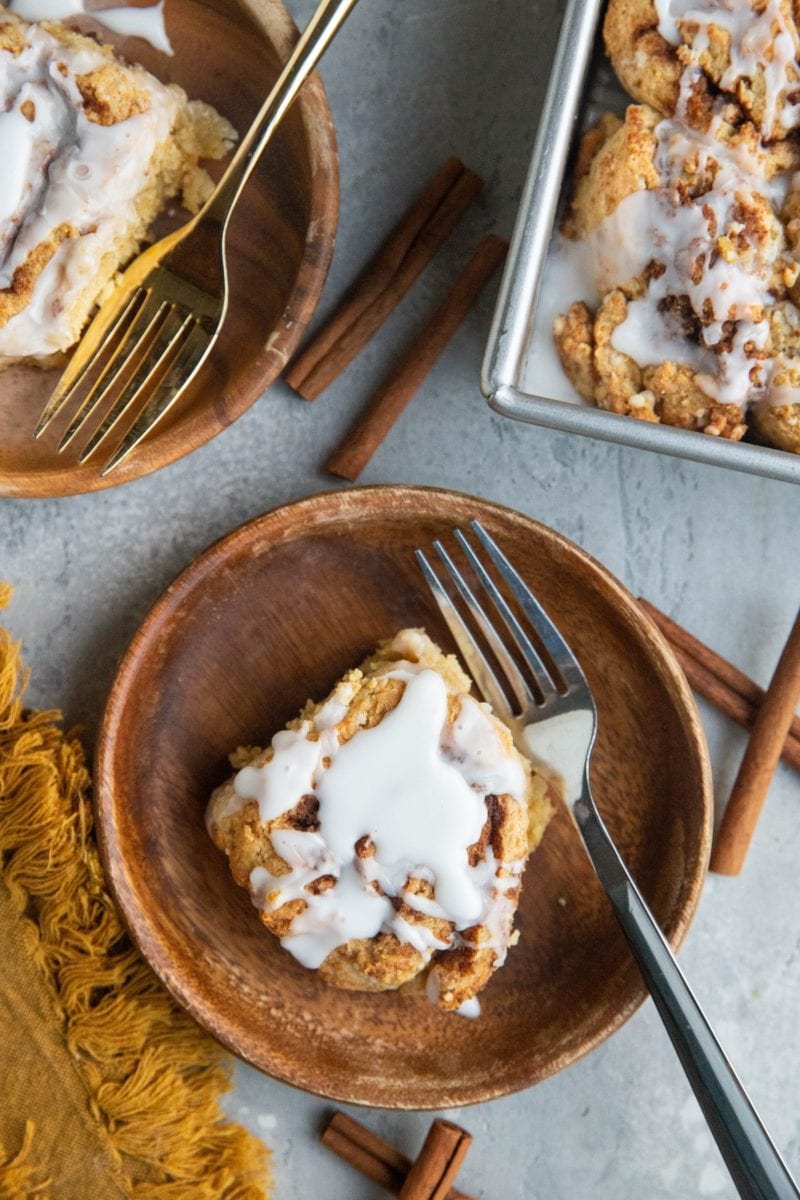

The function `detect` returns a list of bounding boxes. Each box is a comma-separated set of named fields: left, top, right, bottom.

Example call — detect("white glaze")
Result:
left=522, top=710, right=594, bottom=805
left=212, top=660, right=530, bottom=1011
left=441, top=693, right=527, bottom=804
left=0, top=12, right=179, bottom=358
left=545, top=2, right=800, bottom=415
left=766, top=381, right=800, bottom=406
left=0, top=104, right=38, bottom=223
left=314, top=688, right=352, bottom=730
left=89, top=2, right=172, bottom=55
left=9, top=0, right=173, bottom=56
left=654, top=0, right=800, bottom=137
left=9, top=0, right=83, bottom=19
left=522, top=231, right=596, bottom=403
left=567, top=116, right=794, bottom=411
left=456, top=997, right=482, bottom=1019
left=234, top=726, right=323, bottom=825
left=316, top=670, right=492, bottom=926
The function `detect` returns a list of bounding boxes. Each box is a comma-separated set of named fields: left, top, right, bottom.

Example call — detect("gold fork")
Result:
left=35, top=0, right=361, bottom=475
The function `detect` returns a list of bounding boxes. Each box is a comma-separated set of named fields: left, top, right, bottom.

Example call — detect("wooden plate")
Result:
left=96, top=485, right=712, bottom=1108
left=0, top=0, right=338, bottom=498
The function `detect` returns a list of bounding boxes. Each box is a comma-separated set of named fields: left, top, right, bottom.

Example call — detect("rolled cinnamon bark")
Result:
left=327, top=234, right=508, bottom=480
left=640, top=599, right=800, bottom=747
left=398, top=1119, right=473, bottom=1200
left=638, top=600, right=800, bottom=774
left=711, top=610, right=800, bottom=875
left=286, top=159, right=483, bottom=400
left=321, top=1112, right=474, bottom=1200
left=322, top=1112, right=407, bottom=1193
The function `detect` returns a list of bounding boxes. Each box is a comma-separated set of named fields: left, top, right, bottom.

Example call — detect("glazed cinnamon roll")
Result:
left=206, top=629, right=555, bottom=1017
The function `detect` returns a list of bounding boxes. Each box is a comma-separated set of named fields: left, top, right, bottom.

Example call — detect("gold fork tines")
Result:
left=56, top=291, right=165, bottom=452
left=35, top=256, right=216, bottom=473
left=99, top=324, right=211, bottom=474
left=77, top=308, right=196, bottom=466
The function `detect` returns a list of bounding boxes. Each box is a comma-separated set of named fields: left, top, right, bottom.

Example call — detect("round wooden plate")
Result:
left=96, top=485, right=712, bottom=1109
left=0, top=0, right=338, bottom=498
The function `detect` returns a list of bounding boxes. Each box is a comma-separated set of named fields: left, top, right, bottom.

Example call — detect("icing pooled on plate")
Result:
left=9, top=0, right=173, bottom=55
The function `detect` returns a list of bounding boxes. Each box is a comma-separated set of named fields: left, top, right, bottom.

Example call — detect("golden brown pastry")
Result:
left=604, top=0, right=800, bottom=142
left=553, top=102, right=800, bottom=449
left=207, top=629, right=554, bottom=1015
left=551, top=0, right=800, bottom=453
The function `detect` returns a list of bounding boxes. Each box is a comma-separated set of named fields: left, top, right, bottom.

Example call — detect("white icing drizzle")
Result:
left=522, top=711, right=594, bottom=805
left=316, top=670, right=491, bottom=927
left=577, top=113, right=796, bottom=410
left=767, top=382, right=800, bottom=406
left=654, top=0, right=800, bottom=138
left=254, top=861, right=389, bottom=969
left=251, top=830, right=337, bottom=908
left=88, top=3, right=172, bottom=55
left=442, top=693, right=528, bottom=799
left=523, top=228, right=596, bottom=403
left=0, top=11, right=179, bottom=358
left=396, top=886, right=446, bottom=919
left=553, top=1, right=800, bottom=414
left=452, top=850, right=525, bottom=960
left=234, top=727, right=323, bottom=825
left=456, top=997, right=481, bottom=1019
left=211, top=664, right=529, bottom=1011
left=0, top=103, right=38, bottom=222
left=10, top=0, right=86, bottom=19
left=9, top=0, right=173, bottom=56
left=616, top=117, right=786, bottom=406
left=314, top=690, right=351, bottom=730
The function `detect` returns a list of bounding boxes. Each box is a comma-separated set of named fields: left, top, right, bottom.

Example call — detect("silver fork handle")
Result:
left=574, top=794, right=800, bottom=1200
left=203, top=0, right=360, bottom=225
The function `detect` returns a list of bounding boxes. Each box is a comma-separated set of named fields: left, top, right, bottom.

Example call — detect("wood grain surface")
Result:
left=95, top=485, right=712, bottom=1109
left=0, top=0, right=338, bottom=498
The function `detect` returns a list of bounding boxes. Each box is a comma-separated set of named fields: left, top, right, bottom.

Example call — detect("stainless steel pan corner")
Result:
left=482, top=0, right=800, bottom=486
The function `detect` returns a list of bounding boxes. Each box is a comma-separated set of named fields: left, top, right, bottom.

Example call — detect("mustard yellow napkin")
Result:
left=0, top=585, right=271, bottom=1200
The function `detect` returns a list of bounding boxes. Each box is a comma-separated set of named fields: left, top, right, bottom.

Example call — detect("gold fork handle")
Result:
left=202, top=0, right=361, bottom=228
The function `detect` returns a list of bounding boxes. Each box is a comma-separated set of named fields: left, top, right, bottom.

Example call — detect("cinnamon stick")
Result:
left=640, top=598, right=800, bottom=746
left=286, top=157, right=463, bottom=389
left=711, top=609, right=800, bottom=875
left=321, top=1112, right=474, bottom=1200
left=322, top=1112, right=408, bottom=1193
left=286, top=159, right=483, bottom=400
left=327, top=234, right=508, bottom=480
left=639, top=599, right=800, bottom=773
left=668, top=641, right=800, bottom=774
left=398, top=1119, right=472, bottom=1200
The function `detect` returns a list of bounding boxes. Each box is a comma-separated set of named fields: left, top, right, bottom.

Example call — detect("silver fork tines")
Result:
left=417, top=540, right=521, bottom=717
left=415, top=520, right=590, bottom=728
left=453, top=526, right=561, bottom=702
left=470, top=521, right=588, bottom=691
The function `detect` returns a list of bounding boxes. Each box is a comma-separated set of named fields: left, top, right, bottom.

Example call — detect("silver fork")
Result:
left=416, top=520, right=799, bottom=1200
left=34, top=0, right=361, bottom=475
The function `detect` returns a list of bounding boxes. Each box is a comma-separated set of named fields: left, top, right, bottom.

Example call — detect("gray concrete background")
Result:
left=3, top=0, right=800, bottom=1195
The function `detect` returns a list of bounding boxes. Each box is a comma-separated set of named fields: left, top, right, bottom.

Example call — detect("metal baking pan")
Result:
left=482, top=0, right=800, bottom=486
